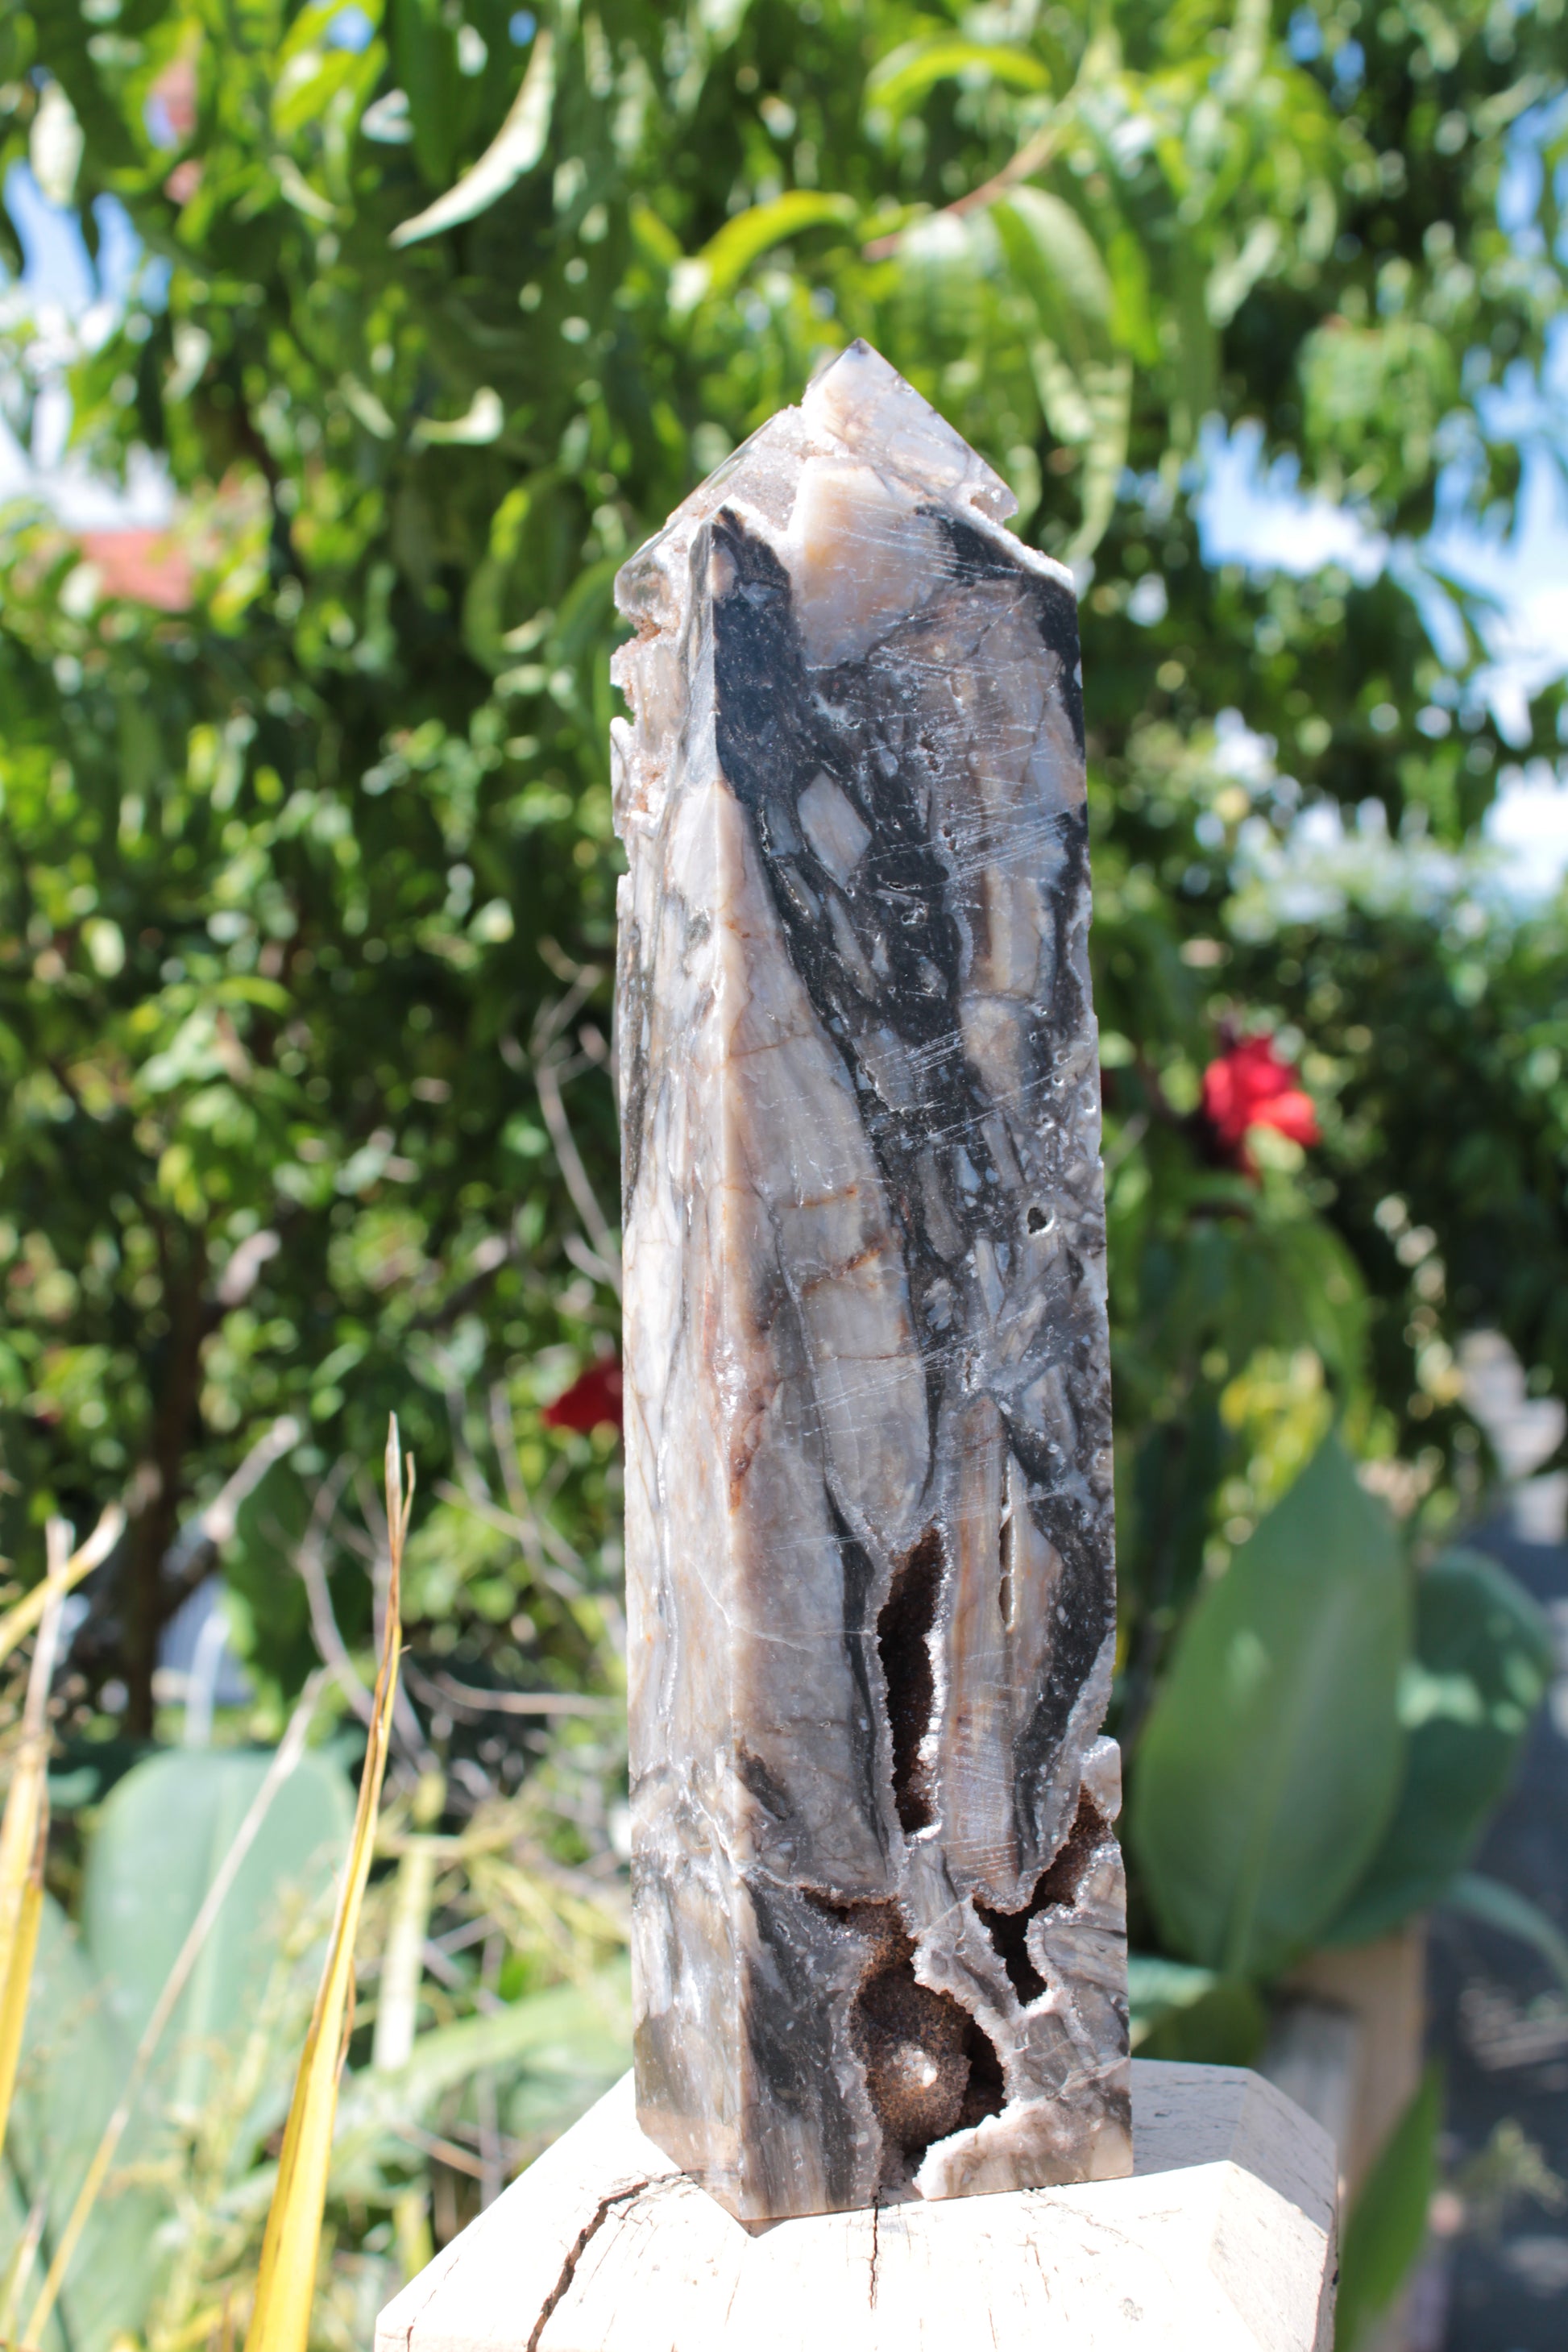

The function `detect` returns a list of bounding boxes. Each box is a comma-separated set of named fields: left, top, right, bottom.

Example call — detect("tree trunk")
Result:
left=122, top=1235, right=208, bottom=1736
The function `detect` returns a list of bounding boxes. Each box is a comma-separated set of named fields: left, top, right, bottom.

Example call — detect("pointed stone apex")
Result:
left=801, top=338, right=1017, bottom=525
left=615, top=340, right=1070, bottom=664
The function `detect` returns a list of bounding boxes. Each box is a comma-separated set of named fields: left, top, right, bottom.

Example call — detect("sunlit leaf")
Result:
left=674, top=190, right=858, bottom=312
left=865, top=38, right=1052, bottom=122
left=80, top=1745, right=352, bottom=2105
left=1127, top=1951, right=1267, bottom=2067
left=993, top=189, right=1113, bottom=349
left=391, top=28, right=554, bottom=247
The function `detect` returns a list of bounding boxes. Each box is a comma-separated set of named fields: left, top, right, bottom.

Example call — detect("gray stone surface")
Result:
left=610, top=342, right=1128, bottom=2225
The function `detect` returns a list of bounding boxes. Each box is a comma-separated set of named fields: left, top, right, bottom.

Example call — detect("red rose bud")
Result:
left=541, top=1360, right=624, bottom=1434
left=1201, top=1035, right=1320, bottom=1159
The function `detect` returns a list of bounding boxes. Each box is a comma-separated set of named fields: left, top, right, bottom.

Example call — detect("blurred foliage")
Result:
left=1128, top=1433, right=1549, bottom=1984
left=1131, top=1433, right=1408, bottom=1980
left=0, top=0, right=1558, bottom=1757
left=1329, top=1545, right=1553, bottom=1946
left=7, top=1703, right=629, bottom=2350
left=1335, top=2065, right=1442, bottom=2351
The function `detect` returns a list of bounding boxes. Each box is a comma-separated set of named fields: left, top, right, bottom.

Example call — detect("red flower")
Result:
left=542, top=1360, right=623, bottom=1434
left=1201, top=1035, right=1320, bottom=1164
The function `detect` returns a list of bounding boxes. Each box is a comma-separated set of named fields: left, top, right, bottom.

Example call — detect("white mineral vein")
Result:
left=611, top=341, right=1130, bottom=2224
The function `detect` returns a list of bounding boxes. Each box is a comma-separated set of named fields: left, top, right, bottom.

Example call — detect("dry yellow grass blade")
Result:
left=242, top=1418, right=411, bottom=2352
left=0, top=2190, right=46, bottom=2347
left=0, top=1516, right=79, bottom=2170
left=0, top=1801, right=46, bottom=2160
left=0, top=1504, right=123, bottom=1678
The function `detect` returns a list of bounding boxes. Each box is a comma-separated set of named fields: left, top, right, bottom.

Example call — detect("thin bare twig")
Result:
left=1101, top=1112, right=1150, bottom=1180
left=439, top=1383, right=494, bottom=1524
left=293, top=1461, right=373, bottom=1731
left=433, top=1479, right=584, bottom=1589
left=532, top=1052, right=621, bottom=1296
left=390, top=2120, right=521, bottom=2182
left=429, top=1916, right=492, bottom=1958
left=402, top=1661, right=616, bottom=1719
left=488, top=1383, right=541, bottom=1547
left=478, top=1929, right=504, bottom=2207
left=514, top=967, right=622, bottom=1297
left=450, top=1757, right=499, bottom=1807
left=533, top=940, right=603, bottom=1025
left=484, top=1383, right=584, bottom=1597
left=420, top=1938, right=467, bottom=1991
left=562, top=1232, right=613, bottom=1287
left=861, top=120, right=1064, bottom=259
left=165, top=1413, right=301, bottom=1593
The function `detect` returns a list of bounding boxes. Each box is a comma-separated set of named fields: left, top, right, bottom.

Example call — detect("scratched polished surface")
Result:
left=610, top=343, right=1129, bottom=2225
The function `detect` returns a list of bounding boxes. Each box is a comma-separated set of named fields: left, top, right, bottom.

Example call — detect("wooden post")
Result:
left=376, top=2061, right=1337, bottom=2351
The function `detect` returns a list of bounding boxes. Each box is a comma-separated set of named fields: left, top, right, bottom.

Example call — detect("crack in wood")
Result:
left=524, top=2177, right=653, bottom=2352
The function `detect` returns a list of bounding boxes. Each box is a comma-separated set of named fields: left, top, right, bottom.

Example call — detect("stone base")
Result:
left=375, top=2062, right=1337, bottom=2352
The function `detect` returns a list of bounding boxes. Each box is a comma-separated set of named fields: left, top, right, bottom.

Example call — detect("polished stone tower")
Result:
left=610, top=342, right=1130, bottom=2225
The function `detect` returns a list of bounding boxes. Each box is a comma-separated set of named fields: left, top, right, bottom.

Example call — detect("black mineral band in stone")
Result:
left=611, top=340, right=1130, bottom=2225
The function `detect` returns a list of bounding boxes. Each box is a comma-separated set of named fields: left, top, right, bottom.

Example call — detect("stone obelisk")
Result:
left=610, top=342, right=1130, bottom=2225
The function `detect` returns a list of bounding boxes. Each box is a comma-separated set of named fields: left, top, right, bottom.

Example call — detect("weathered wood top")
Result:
left=376, top=2060, right=1336, bottom=2352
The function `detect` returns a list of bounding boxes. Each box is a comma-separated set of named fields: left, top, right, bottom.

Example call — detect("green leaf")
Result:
left=1130, top=1433, right=1408, bottom=1981
left=330, top=1962, right=632, bottom=2188
left=993, top=189, right=1135, bottom=554
left=1141, top=1980, right=1267, bottom=2066
left=1105, top=224, right=1159, bottom=364
left=1446, top=1872, right=1568, bottom=1996
left=1335, top=2068, right=1441, bottom=2351
left=1166, top=237, right=1220, bottom=447
left=4, top=1895, right=168, bottom=2352
left=1068, top=356, right=1131, bottom=560
left=674, top=192, right=858, bottom=311
left=392, top=0, right=463, bottom=188
left=1329, top=1550, right=1551, bottom=1946
left=1128, top=1955, right=1267, bottom=2065
left=391, top=27, right=555, bottom=247
left=79, top=1748, right=353, bottom=2114
left=1127, top=1950, right=1217, bottom=2032
left=865, top=38, right=1052, bottom=121
left=994, top=189, right=1113, bottom=352
left=1205, top=217, right=1282, bottom=328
